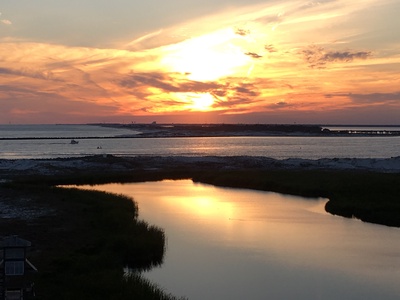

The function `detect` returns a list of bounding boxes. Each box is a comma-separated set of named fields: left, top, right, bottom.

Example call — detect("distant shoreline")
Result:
left=104, top=123, right=400, bottom=137
left=2, top=122, right=400, bottom=140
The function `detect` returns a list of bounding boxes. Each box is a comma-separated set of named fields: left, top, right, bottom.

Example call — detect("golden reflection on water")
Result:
left=80, top=180, right=341, bottom=269
left=76, top=180, right=400, bottom=300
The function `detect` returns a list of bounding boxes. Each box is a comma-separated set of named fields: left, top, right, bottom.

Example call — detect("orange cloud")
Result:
left=1, top=0, right=400, bottom=124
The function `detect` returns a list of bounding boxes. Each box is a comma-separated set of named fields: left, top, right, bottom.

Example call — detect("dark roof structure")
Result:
left=0, top=236, right=32, bottom=248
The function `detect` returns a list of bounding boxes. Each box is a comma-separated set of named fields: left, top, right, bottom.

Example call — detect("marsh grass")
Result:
left=1, top=183, right=182, bottom=300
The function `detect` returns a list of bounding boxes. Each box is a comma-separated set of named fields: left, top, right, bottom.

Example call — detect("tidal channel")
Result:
left=79, top=180, right=400, bottom=300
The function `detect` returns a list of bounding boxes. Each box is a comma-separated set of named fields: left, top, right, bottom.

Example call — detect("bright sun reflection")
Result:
left=193, top=197, right=213, bottom=210
left=161, top=188, right=235, bottom=220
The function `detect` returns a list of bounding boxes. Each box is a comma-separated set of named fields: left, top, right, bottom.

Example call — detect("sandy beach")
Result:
left=1, top=155, right=400, bottom=181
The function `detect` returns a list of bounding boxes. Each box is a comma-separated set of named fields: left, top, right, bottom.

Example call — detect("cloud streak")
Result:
left=245, top=52, right=263, bottom=59
left=326, top=92, right=400, bottom=103
left=0, top=11, right=12, bottom=25
left=301, top=45, right=372, bottom=68
left=0, top=67, right=59, bottom=81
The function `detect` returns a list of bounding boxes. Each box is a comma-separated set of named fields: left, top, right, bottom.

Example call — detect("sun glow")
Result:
left=161, top=28, right=252, bottom=81
left=190, top=93, right=215, bottom=111
left=173, top=92, right=216, bottom=111
left=170, top=195, right=235, bottom=219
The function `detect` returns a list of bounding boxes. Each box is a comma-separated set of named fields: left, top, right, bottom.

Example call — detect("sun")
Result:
left=155, top=26, right=268, bottom=112
left=191, top=93, right=215, bottom=111
left=173, top=92, right=216, bottom=111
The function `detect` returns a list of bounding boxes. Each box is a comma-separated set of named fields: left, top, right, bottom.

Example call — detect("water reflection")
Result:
left=80, top=180, right=400, bottom=300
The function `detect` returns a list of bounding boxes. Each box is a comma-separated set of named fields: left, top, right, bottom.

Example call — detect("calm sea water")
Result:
left=0, top=124, right=139, bottom=138
left=1, top=124, right=400, bottom=159
left=82, top=180, right=400, bottom=300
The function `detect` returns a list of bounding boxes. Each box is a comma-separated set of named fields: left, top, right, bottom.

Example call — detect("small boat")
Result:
left=70, top=139, right=79, bottom=144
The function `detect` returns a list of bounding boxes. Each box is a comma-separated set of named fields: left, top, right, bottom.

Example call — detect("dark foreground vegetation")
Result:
left=1, top=158, right=399, bottom=298
left=0, top=183, right=185, bottom=300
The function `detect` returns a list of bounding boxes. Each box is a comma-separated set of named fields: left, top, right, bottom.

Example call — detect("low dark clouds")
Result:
left=265, top=101, right=296, bottom=110
left=349, top=92, right=400, bottom=103
left=118, top=71, right=228, bottom=110
left=119, top=72, right=181, bottom=92
left=264, top=44, right=277, bottom=53
left=235, top=28, right=250, bottom=36
left=119, top=72, right=223, bottom=94
left=245, top=52, right=263, bottom=59
left=275, top=101, right=289, bottom=107
left=215, top=95, right=261, bottom=110
left=212, top=82, right=262, bottom=109
left=243, top=44, right=278, bottom=60
left=325, top=92, right=400, bottom=103
left=117, top=71, right=263, bottom=111
left=234, top=84, right=259, bottom=97
left=0, top=84, right=40, bottom=97
left=0, top=67, right=58, bottom=81
left=301, top=45, right=372, bottom=68
left=119, top=72, right=259, bottom=97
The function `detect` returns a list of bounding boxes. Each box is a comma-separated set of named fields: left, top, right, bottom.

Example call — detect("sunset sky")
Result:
left=1, top=0, right=400, bottom=124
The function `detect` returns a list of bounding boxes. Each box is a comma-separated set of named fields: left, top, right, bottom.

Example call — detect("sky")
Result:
left=1, top=0, right=400, bottom=124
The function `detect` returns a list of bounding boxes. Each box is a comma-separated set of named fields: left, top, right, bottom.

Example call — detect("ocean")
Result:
left=1, top=124, right=400, bottom=159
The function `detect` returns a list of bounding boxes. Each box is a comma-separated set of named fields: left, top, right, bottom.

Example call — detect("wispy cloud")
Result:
left=301, top=45, right=372, bottom=68
left=0, top=67, right=59, bottom=81
left=264, top=44, right=277, bottom=53
left=0, top=11, right=11, bottom=25
left=350, top=92, right=400, bottom=103
left=234, top=84, right=260, bottom=97
left=245, top=52, right=263, bottom=59
left=118, top=72, right=223, bottom=94
left=325, top=92, right=400, bottom=103
left=235, top=28, right=251, bottom=36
